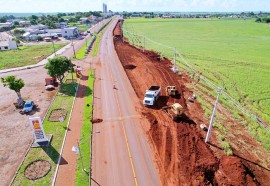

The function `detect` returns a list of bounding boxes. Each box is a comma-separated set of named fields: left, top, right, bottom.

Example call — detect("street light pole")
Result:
left=71, top=38, right=76, bottom=58
left=52, top=39, right=56, bottom=56
left=48, top=30, right=56, bottom=56
left=77, top=140, right=86, bottom=172
left=205, top=87, right=223, bottom=143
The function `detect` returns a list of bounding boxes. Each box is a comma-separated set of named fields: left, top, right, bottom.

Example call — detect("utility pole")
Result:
left=174, top=47, right=176, bottom=67
left=51, top=39, right=56, bottom=56
left=142, top=36, right=145, bottom=52
left=205, top=87, right=223, bottom=143
left=49, top=30, right=56, bottom=56
left=71, top=38, right=76, bottom=58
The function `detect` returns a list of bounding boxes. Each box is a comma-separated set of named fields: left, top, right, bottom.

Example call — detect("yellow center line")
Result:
left=103, top=115, right=142, bottom=122
left=106, top=48, right=139, bottom=185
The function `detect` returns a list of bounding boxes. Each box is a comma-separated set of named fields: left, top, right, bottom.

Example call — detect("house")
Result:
left=0, top=22, right=12, bottom=28
left=46, top=29, right=62, bottom=37
left=19, top=20, right=31, bottom=26
left=0, top=40, right=17, bottom=51
left=55, top=22, right=67, bottom=29
left=61, top=27, right=80, bottom=38
left=31, top=24, right=48, bottom=30
left=22, top=28, right=46, bottom=41
left=79, top=17, right=89, bottom=24
left=88, top=15, right=97, bottom=23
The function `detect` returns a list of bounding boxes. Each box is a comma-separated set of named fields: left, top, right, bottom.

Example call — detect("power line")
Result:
left=123, top=29, right=269, bottom=131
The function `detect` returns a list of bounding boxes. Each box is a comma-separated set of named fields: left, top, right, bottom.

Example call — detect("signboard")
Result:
left=29, top=117, right=48, bottom=143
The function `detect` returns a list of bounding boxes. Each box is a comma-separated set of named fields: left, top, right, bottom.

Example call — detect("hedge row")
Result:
left=85, top=35, right=96, bottom=54
left=96, top=19, right=112, bottom=34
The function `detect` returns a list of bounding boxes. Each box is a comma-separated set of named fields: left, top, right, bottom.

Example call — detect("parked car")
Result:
left=22, top=101, right=34, bottom=113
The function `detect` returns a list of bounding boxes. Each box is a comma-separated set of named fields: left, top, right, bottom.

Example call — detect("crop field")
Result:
left=0, top=43, right=67, bottom=70
left=123, top=18, right=270, bottom=125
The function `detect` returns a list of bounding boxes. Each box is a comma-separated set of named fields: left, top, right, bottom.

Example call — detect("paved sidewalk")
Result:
left=54, top=66, right=89, bottom=186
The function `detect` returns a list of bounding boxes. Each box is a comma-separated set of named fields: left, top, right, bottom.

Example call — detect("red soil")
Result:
left=113, top=21, right=270, bottom=185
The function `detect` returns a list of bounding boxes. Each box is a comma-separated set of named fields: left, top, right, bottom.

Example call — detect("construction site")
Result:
left=113, top=20, right=270, bottom=185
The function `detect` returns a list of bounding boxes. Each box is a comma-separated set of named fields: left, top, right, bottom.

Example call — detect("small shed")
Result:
left=0, top=41, right=17, bottom=51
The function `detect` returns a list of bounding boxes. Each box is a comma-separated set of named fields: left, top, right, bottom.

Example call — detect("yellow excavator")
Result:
left=166, top=86, right=178, bottom=96
left=162, top=103, right=183, bottom=121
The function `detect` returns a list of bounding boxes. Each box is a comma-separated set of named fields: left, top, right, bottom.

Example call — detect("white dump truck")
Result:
left=143, top=86, right=161, bottom=106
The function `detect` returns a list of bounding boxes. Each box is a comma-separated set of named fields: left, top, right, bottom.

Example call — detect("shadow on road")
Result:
left=91, top=177, right=101, bottom=186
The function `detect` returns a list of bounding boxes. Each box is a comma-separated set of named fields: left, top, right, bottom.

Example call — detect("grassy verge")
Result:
left=92, top=21, right=111, bottom=57
left=75, top=69, right=94, bottom=186
left=92, top=34, right=101, bottom=57
left=74, top=39, right=89, bottom=60
left=0, top=43, right=67, bottom=70
left=13, top=73, right=78, bottom=186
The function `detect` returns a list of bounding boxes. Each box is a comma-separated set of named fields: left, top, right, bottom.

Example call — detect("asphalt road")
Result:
left=91, top=19, right=160, bottom=185
left=0, top=19, right=110, bottom=186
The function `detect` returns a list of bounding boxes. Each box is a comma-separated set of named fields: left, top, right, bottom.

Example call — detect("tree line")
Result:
left=0, top=11, right=102, bottom=29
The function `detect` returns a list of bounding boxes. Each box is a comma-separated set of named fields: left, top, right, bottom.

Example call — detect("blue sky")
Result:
left=0, top=0, right=270, bottom=13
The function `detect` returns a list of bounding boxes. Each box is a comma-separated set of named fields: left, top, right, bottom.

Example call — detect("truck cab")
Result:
left=143, top=86, right=161, bottom=106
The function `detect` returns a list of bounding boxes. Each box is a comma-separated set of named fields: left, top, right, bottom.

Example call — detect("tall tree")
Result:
left=45, top=56, right=73, bottom=84
left=1, top=76, right=25, bottom=103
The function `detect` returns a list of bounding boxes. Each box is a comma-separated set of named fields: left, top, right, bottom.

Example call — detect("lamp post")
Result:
left=48, top=29, right=56, bottom=56
left=72, top=140, right=87, bottom=172
left=71, top=38, right=76, bottom=58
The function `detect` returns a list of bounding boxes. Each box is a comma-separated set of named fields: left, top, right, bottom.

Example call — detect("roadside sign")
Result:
left=29, top=117, right=48, bottom=143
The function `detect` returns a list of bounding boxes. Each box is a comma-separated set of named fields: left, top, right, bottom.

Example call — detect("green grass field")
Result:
left=68, top=22, right=89, bottom=32
left=0, top=43, right=67, bottom=70
left=123, top=18, right=270, bottom=124
left=13, top=73, right=77, bottom=186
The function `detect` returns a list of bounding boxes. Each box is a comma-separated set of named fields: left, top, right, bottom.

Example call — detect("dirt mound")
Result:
left=92, top=118, right=103, bottom=124
left=142, top=112, right=157, bottom=124
left=48, top=108, right=67, bottom=122
left=124, top=64, right=136, bottom=70
left=215, top=156, right=258, bottom=185
left=24, top=160, right=51, bottom=180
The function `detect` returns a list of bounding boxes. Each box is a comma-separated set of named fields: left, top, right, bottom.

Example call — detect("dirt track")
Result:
left=114, top=20, right=270, bottom=185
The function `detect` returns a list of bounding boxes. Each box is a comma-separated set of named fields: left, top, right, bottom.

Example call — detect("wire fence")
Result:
left=123, top=28, right=269, bottom=131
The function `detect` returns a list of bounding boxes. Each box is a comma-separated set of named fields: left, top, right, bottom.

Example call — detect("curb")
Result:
left=9, top=79, right=61, bottom=186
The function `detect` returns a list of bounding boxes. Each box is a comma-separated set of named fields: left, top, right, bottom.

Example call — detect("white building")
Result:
left=0, top=41, right=17, bottom=51
left=80, top=17, right=89, bottom=24
left=103, top=3, right=107, bottom=13
left=31, top=24, right=48, bottom=30
left=0, top=22, right=12, bottom=28
left=19, top=20, right=31, bottom=26
left=61, top=27, right=80, bottom=38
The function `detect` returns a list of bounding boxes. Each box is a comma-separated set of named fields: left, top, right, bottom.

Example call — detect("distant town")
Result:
left=0, top=3, right=112, bottom=51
